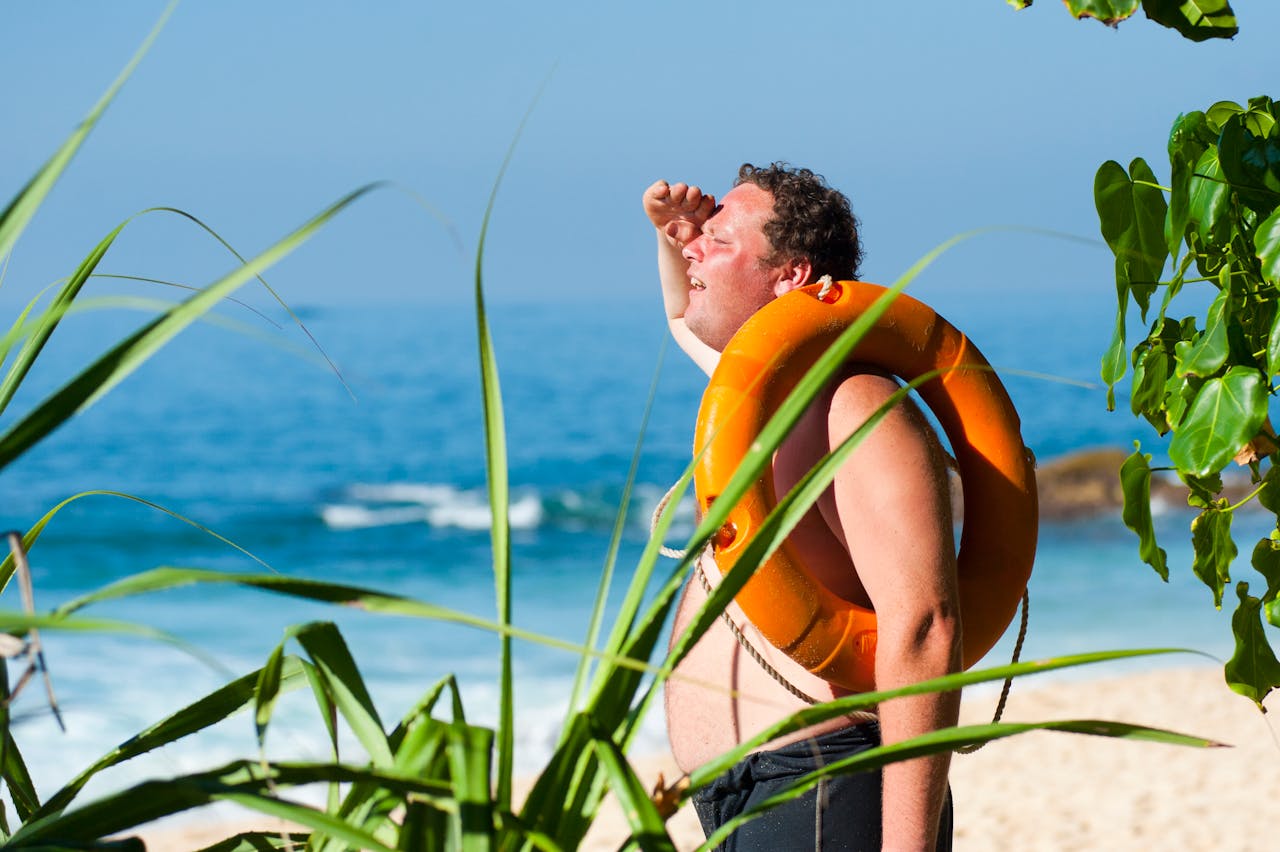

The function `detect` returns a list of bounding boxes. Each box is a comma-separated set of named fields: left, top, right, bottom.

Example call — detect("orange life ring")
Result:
left=693, top=280, right=1037, bottom=693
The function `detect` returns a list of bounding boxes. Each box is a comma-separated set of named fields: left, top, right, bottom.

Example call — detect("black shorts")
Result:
left=691, top=722, right=953, bottom=851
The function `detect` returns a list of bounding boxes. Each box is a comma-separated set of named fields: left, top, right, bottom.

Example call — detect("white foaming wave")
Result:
left=322, top=504, right=429, bottom=529
left=321, top=482, right=543, bottom=531
left=348, top=483, right=459, bottom=504
left=426, top=493, right=543, bottom=531
left=321, top=480, right=702, bottom=534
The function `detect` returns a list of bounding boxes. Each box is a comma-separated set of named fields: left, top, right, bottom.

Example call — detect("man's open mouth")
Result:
left=690, top=276, right=706, bottom=290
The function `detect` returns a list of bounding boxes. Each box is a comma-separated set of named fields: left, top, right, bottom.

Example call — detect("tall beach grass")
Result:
left=0, top=6, right=1222, bottom=850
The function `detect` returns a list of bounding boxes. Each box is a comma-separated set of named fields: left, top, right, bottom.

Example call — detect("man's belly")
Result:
left=664, top=556, right=872, bottom=773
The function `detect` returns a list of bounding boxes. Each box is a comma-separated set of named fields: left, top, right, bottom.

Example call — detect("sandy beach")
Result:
left=133, top=665, right=1278, bottom=850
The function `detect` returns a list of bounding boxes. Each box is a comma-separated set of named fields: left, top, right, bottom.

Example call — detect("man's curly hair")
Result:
left=735, top=162, right=862, bottom=281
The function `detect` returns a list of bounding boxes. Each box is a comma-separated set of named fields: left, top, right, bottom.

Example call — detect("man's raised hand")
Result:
left=643, top=180, right=715, bottom=248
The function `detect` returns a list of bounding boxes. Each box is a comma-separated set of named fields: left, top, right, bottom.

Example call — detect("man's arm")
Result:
left=641, top=179, right=720, bottom=375
left=821, top=373, right=961, bottom=851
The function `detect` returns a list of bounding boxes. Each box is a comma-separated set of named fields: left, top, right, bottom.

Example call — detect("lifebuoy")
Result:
left=693, top=280, right=1037, bottom=693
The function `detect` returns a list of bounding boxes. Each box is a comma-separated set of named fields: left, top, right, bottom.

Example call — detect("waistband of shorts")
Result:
left=766, top=718, right=880, bottom=759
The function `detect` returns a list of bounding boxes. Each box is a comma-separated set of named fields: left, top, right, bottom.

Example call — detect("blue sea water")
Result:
left=0, top=294, right=1262, bottom=809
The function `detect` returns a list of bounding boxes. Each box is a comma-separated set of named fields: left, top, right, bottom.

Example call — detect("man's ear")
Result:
left=773, top=258, right=813, bottom=296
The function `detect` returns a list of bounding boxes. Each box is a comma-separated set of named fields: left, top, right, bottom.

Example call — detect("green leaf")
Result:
left=1190, top=504, right=1236, bottom=608
left=1167, top=111, right=1213, bottom=257
left=1095, top=159, right=1169, bottom=321
left=1063, top=0, right=1141, bottom=25
left=1120, top=445, right=1169, bottom=580
left=1249, top=537, right=1280, bottom=603
left=1224, top=582, right=1280, bottom=707
left=1181, top=471, right=1223, bottom=509
left=1130, top=337, right=1172, bottom=430
left=1163, top=368, right=1202, bottom=430
left=1168, top=366, right=1268, bottom=476
left=1174, top=288, right=1229, bottom=377
left=1260, top=464, right=1280, bottom=515
left=1188, top=147, right=1231, bottom=245
left=1007, top=0, right=1033, bottom=9
left=1206, top=101, right=1244, bottom=132
left=1141, top=0, right=1238, bottom=41
left=1255, top=208, right=1280, bottom=284
left=1218, top=114, right=1280, bottom=216
left=1102, top=295, right=1128, bottom=411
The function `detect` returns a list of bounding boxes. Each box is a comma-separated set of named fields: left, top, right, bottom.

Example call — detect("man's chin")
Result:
left=684, top=317, right=730, bottom=352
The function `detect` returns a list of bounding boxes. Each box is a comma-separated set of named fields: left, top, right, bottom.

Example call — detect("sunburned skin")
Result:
left=664, top=369, right=953, bottom=770
left=644, top=174, right=959, bottom=849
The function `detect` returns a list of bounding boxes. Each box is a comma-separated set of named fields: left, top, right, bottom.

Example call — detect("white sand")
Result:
left=134, top=666, right=1279, bottom=850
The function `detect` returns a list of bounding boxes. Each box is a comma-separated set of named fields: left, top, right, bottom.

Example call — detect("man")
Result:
left=645, top=163, right=959, bottom=850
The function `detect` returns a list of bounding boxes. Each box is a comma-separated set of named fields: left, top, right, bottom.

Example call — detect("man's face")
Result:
left=682, top=183, right=793, bottom=351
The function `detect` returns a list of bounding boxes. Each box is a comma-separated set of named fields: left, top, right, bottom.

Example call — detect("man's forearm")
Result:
left=653, top=229, right=718, bottom=375
left=876, top=613, right=961, bottom=850
left=656, top=229, right=691, bottom=320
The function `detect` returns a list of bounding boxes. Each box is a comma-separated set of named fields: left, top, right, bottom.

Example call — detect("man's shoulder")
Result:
left=825, top=368, right=903, bottom=419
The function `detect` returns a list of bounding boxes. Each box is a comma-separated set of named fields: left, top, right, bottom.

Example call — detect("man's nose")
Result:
left=682, top=236, right=703, bottom=262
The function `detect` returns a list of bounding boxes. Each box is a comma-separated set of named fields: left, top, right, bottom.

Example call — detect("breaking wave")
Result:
left=319, top=481, right=696, bottom=536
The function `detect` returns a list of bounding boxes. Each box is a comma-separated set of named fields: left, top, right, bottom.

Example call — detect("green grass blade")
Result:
left=0, top=488, right=279, bottom=597
left=588, top=729, right=675, bottom=852
left=664, top=375, right=931, bottom=691
left=194, top=832, right=312, bottom=852
left=253, top=641, right=288, bottom=752
left=329, top=710, right=453, bottom=845
left=447, top=723, right=495, bottom=851
left=293, top=621, right=392, bottom=767
left=687, top=648, right=1206, bottom=789
left=0, top=662, right=40, bottom=824
left=389, top=676, right=451, bottom=754
left=139, top=206, right=353, bottom=398
left=0, top=611, right=210, bottom=646
left=593, top=233, right=982, bottom=743
left=516, top=714, right=596, bottom=846
left=698, top=715, right=1220, bottom=850
left=0, top=284, right=57, bottom=372
left=472, top=73, right=552, bottom=813
left=0, top=183, right=384, bottom=474
left=0, top=221, right=127, bottom=418
left=299, top=657, right=343, bottom=817
left=474, top=122, right=517, bottom=821
left=32, top=656, right=308, bottom=821
left=12, top=761, right=450, bottom=848
left=91, top=273, right=282, bottom=327
left=47, top=568, right=552, bottom=651
left=0, top=1, right=175, bottom=263
left=567, top=341, right=667, bottom=718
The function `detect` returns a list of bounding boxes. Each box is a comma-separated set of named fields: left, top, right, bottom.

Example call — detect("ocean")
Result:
left=0, top=292, right=1261, bottom=810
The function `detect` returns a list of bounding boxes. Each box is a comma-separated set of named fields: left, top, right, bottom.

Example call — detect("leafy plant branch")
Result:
left=1099, top=96, right=1280, bottom=706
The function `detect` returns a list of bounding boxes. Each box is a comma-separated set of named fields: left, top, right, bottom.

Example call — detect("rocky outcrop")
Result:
left=949, top=446, right=1259, bottom=523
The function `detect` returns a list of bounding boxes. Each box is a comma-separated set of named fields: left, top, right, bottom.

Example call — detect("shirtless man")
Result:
left=644, top=163, right=959, bottom=850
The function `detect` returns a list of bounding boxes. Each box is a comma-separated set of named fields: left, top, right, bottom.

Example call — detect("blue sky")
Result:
left=3, top=1, right=1278, bottom=319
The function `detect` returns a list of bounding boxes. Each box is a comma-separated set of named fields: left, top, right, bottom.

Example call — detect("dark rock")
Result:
left=948, top=446, right=1260, bottom=523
